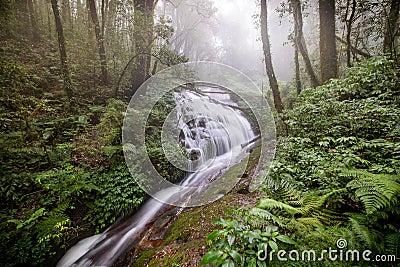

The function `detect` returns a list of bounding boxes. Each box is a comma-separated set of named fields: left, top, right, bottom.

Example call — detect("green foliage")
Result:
left=204, top=57, right=400, bottom=265
left=97, top=98, right=126, bottom=146
left=286, top=56, right=399, bottom=141
left=35, top=164, right=97, bottom=204
left=0, top=57, right=149, bottom=265
left=0, top=5, right=188, bottom=264
left=345, top=169, right=400, bottom=214
left=0, top=165, right=98, bottom=267
left=201, top=210, right=295, bottom=267
left=144, top=91, right=185, bottom=183
left=87, top=164, right=145, bottom=232
left=269, top=57, right=399, bottom=190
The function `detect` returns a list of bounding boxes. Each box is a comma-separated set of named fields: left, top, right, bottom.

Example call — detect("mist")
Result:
left=158, top=0, right=295, bottom=82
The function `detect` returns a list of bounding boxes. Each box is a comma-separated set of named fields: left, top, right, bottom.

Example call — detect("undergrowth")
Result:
left=203, top=56, right=400, bottom=266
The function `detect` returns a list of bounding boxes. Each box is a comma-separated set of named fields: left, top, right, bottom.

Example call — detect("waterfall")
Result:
left=57, top=85, right=254, bottom=267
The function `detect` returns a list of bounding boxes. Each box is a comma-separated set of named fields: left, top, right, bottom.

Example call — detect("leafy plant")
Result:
left=204, top=57, right=400, bottom=266
left=201, top=210, right=296, bottom=266
left=87, top=164, right=146, bottom=232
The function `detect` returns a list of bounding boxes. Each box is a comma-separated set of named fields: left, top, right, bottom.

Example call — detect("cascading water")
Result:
left=57, top=85, right=254, bottom=267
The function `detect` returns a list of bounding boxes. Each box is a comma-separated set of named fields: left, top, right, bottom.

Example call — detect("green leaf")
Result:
left=244, top=249, right=256, bottom=255
left=200, top=251, right=223, bottom=265
left=222, top=259, right=235, bottom=267
left=206, top=230, right=223, bottom=243
left=228, top=250, right=242, bottom=264
left=276, top=235, right=296, bottom=245
left=227, top=234, right=235, bottom=246
left=247, top=258, right=257, bottom=267
left=43, top=131, right=52, bottom=140
left=77, top=115, right=87, bottom=123
left=268, top=240, right=278, bottom=251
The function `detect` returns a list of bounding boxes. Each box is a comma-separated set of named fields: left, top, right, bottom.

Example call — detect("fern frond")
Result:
left=346, top=170, right=400, bottom=214
left=257, top=198, right=301, bottom=216
left=348, top=216, right=377, bottom=248
left=312, top=208, right=346, bottom=226
left=296, top=217, right=324, bottom=228
left=265, top=177, right=302, bottom=200
left=385, top=232, right=400, bottom=256
left=317, top=188, right=347, bottom=207
left=299, top=191, right=345, bottom=217
left=36, top=201, right=74, bottom=245
left=250, top=207, right=284, bottom=227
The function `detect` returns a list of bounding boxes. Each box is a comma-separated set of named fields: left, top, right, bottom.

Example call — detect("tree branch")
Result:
left=336, top=36, right=371, bottom=58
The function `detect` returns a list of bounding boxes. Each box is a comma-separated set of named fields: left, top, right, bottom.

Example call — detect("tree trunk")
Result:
left=16, top=0, right=30, bottom=37
left=294, top=42, right=302, bottom=95
left=291, top=0, right=320, bottom=88
left=345, top=0, right=356, bottom=67
left=27, top=0, right=40, bottom=41
left=76, top=0, right=84, bottom=23
left=88, top=0, right=108, bottom=85
left=106, top=0, right=116, bottom=32
left=126, top=0, right=156, bottom=98
left=86, top=0, right=95, bottom=51
left=47, top=2, right=52, bottom=40
left=383, top=0, right=400, bottom=56
left=319, top=0, right=338, bottom=82
left=50, top=0, right=73, bottom=100
left=101, top=0, right=105, bottom=37
left=61, top=0, right=72, bottom=28
left=105, top=0, right=117, bottom=51
left=260, top=0, right=284, bottom=113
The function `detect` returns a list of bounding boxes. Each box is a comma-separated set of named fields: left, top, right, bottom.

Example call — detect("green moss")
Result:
left=131, top=249, right=156, bottom=267
left=146, top=249, right=185, bottom=267
left=245, top=145, right=261, bottom=174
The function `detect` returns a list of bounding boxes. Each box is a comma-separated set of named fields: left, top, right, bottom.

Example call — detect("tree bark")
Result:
left=260, top=0, right=284, bottom=113
left=101, top=0, right=105, bottom=37
left=383, top=0, right=400, bottom=56
left=345, top=0, right=356, bottom=67
left=291, top=0, right=320, bottom=88
left=61, top=0, right=72, bottom=28
left=106, top=0, right=117, bottom=32
left=27, top=0, right=40, bottom=41
left=319, top=0, right=338, bottom=82
left=126, top=0, right=156, bottom=98
left=294, top=41, right=302, bottom=95
left=16, top=0, right=30, bottom=37
left=47, top=2, right=52, bottom=39
left=88, top=0, right=108, bottom=85
left=50, top=0, right=73, bottom=100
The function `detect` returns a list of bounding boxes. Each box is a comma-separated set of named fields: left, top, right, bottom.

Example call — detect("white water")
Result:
left=57, top=86, right=254, bottom=267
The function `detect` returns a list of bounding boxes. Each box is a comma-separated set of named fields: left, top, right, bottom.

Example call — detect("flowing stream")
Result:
left=57, top=85, right=254, bottom=267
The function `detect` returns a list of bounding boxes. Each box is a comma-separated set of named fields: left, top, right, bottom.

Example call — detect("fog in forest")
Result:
left=158, top=0, right=296, bottom=81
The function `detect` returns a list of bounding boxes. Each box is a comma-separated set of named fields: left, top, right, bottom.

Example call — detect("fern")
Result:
left=36, top=201, right=74, bottom=245
left=348, top=216, right=379, bottom=248
left=385, top=232, right=400, bottom=257
left=346, top=170, right=400, bottom=214
left=257, top=187, right=349, bottom=232
left=249, top=207, right=284, bottom=227
left=257, top=198, right=301, bottom=216
left=290, top=217, right=324, bottom=231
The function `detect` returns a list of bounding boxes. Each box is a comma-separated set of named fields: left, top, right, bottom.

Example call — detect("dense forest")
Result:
left=0, top=0, right=399, bottom=266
